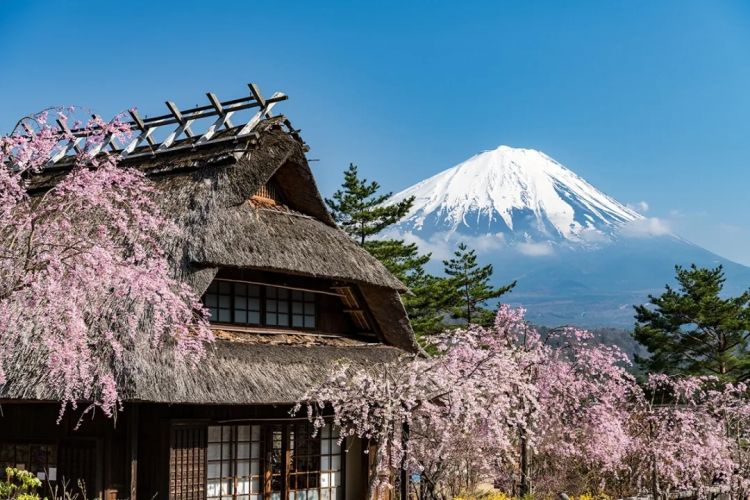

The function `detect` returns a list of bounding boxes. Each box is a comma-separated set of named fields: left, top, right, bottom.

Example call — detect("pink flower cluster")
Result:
left=297, top=305, right=750, bottom=498
left=0, top=111, right=213, bottom=419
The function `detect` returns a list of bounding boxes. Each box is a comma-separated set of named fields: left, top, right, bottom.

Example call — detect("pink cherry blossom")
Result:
left=297, top=305, right=750, bottom=499
left=0, top=111, right=212, bottom=419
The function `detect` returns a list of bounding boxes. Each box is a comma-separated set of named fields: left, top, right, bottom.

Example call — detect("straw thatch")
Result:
left=0, top=336, right=406, bottom=405
left=147, top=120, right=414, bottom=350
left=2, top=116, right=418, bottom=405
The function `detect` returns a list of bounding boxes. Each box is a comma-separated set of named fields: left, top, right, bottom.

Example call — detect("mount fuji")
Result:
left=386, top=146, right=750, bottom=328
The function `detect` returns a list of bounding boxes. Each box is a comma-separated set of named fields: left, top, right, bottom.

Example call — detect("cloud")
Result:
left=578, top=227, right=610, bottom=244
left=385, top=229, right=558, bottom=259
left=620, top=217, right=672, bottom=237
left=516, top=241, right=555, bottom=256
left=668, top=209, right=686, bottom=218
left=392, top=230, right=508, bottom=261
left=627, top=201, right=650, bottom=213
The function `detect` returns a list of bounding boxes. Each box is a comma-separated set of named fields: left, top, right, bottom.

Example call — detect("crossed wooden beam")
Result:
left=26, top=83, right=298, bottom=167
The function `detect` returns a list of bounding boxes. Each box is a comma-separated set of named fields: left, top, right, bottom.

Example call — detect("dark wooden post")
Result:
left=400, top=423, right=409, bottom=500
left=128, top=404, right=139, bottom=500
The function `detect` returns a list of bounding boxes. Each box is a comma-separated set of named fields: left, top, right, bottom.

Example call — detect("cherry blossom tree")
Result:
left=295, top=306, right=539, bottom=499
left=526, top=324, right=638, bottom=496
left=709, top=382, right=750, bottom=497
left=0, top=110, right=212, bottom=419
left=296, top=306, right=640, bottom=498
left=297, top=305, right=750, bottom=499
left=622, top=375, right=748, bottom=500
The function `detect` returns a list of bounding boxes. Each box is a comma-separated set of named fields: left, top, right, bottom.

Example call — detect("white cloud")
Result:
left=627, top=201, right=650, bottom=213
left=620, top=217, right=672, bottom=237
left=578, top=227, right=610, bottom=244
left=386, top=229, right=560, bottom=260
left=393, top=231, right=462, bottom=261
left=516, top=241, right=555, bottom=256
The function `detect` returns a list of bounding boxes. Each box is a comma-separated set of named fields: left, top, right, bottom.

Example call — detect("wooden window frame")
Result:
left=202, top=422, right=344, bottom=500
left=0, top=441, right=58, bottom=481
left=206, top=425, right=263, bottom=500
left=203, top=280, right=318, bottom=331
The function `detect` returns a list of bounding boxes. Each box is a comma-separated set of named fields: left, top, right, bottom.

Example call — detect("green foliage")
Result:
left=443, top=242, right=516, bottom=326
left=365, top=240, right=458, bottom=337
left=328, top=164, right=455, bottom=338
left=325, top=163, right=414, bottom=245
left=364, top=239, right=429, bottom=282
left=327, top=165, right=514, bottom=337
left=0, top=468, right=43, bottom=500
left=634, top=264, right=750, bottom=383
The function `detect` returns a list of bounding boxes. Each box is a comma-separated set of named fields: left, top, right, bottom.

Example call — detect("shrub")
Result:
left=0, top=468, right=43, bottom=500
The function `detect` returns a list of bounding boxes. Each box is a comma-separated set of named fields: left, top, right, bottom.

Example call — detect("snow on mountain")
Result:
left=386, top=145, right=750, bottom=328
left=389, top=145, right=642, bottom=244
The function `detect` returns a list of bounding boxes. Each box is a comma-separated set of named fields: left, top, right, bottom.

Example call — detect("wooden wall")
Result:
left=0, top=402, right=368, bottom=500
left=0, top=402, right=128, bottom=499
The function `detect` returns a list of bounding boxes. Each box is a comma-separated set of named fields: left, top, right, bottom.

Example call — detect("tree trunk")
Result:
left=368, top=440, right=385, bottom=500
left=520, top=432, right=531, bottom=497
left=400, top=423, right=410, bottom=500
left=649, top=422, right=661, bottom=500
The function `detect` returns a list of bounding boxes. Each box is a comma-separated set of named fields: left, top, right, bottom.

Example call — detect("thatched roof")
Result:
left=146, top=119, right=414, bottom=350
left=2, top=115, right=418, bottom=405
left=1, top=335, right=405, bottom=405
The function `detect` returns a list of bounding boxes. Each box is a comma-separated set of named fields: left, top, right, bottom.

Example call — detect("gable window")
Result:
left=203, top=280, right=316, bottom=330
left=234, top=283, right=262, bottom=325
left=250, top=180, right=284, bottom=207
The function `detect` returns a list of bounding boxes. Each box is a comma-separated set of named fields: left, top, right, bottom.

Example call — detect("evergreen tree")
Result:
left=366, top=240, right=457, bottom=336
left=633, top=264, right=750, bottom=383
left=327, top=165, right=454, bottom=337
left=443, top=242, right=516, bottom=326
left=325, top=163, right=413, bottom=245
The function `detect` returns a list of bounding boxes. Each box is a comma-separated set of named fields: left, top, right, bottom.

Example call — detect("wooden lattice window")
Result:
left=291, top=291, right=316, bottom=329
left=250, top=181, right=283, bottom=206
left=288, top=422, right=342, bottom=499
left=202, top=281, right=316, bottom=330
left=169, top=425, right=207, bottom=500
left=265, top=287, right=290, bottom=327
left=200, top=423, right=342, bottom=500
left=207, top=425, right=263, bottom=500
left=0, top=443, right=57, bottom=481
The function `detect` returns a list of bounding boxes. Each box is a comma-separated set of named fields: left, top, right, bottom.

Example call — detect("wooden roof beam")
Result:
left=47, top=118, right=84, bottom=165
left=157, top=101, right=196, bottom=151
left=196, top=92, right=236, bottom=145
left=120, top=109, right=156, bottom=158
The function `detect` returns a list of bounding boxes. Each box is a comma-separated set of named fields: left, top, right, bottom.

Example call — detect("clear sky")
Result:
left=1, top=0, right=749, bottom=265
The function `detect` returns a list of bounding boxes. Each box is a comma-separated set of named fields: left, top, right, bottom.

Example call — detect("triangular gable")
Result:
left=250, top=159, right=335, bottom=225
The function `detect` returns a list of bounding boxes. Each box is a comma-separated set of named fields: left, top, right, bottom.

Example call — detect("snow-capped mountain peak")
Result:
left=388, top=145, right=642, bottom=243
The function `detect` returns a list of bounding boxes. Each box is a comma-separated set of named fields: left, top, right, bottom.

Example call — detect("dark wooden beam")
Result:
left=128, top=404, right=139, bottom=500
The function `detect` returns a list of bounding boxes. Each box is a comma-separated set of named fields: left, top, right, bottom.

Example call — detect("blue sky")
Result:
left=1, top=0, right=749, bottom=265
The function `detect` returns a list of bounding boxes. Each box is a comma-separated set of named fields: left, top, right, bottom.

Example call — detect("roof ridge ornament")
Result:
left=13, top=83, right=299, bottom=168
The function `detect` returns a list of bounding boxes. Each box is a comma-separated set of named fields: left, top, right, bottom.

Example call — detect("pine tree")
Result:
left=327, top=165, right=454, bottom=337
left=366, top=240, right=457, bottom=336
left=325, top=163, right=413, bottom=245
left=633, top=265, right=750, bottom=383
left=443, top=242, right=516, bottom=326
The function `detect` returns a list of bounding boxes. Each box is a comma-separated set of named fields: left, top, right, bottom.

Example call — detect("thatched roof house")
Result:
left=0, top=87, right=414, bottom=500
